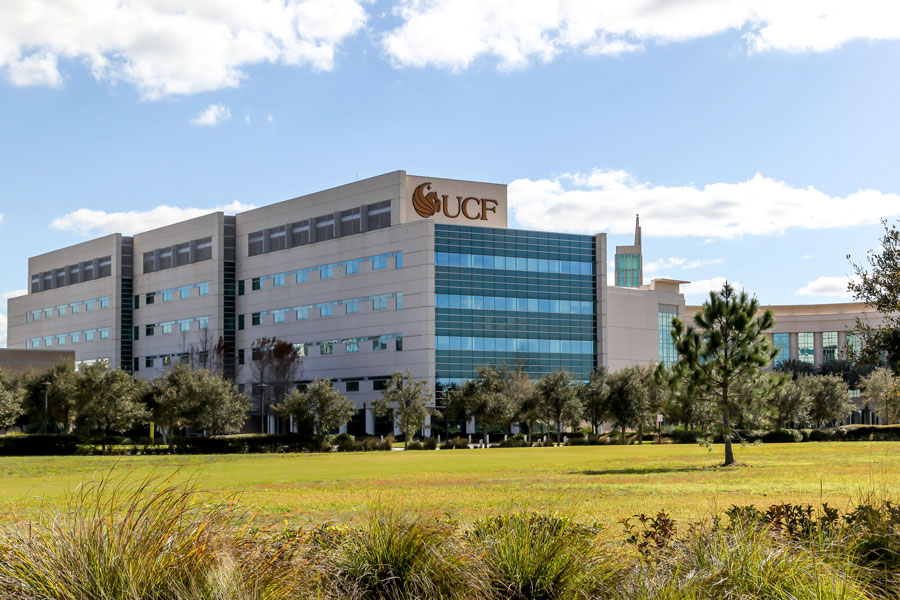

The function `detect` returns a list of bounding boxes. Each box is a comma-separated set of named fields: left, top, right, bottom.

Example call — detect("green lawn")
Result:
left=1, top=442, right=898, bottom=529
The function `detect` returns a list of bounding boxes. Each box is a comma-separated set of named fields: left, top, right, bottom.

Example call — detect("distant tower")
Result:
left=615, top=215, right=643, bottom=287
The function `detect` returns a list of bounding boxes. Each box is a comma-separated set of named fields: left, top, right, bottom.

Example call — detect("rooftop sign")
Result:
left=403, top=175, right=507, bottom=228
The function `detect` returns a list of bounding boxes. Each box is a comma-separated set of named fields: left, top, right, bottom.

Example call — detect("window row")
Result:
left=142, top=237, right=212, bottom=274
left=434, top=224, right=594, bottom=248
left=141, top=352, right=206, bottom=370
left=26, top=296, right=110, bottom=323
left=31, top=256, right=112, bottom=293
left=436, top=294, right=593, bottom=315
left=242, top=251, right=402, bottom=294
left=657, top=310, right=678, bottom=368
left=27, top=327, right=110, bottom=348
left=247, top=200, right=391, bottom=257
left=772, top=331, right=862, bottom=367
left=435, top=336, right=594, bottom=354
left=137, top=282, right=210, bottom=307
left=435, top=252, right=593, bottom=275
left=141, top=315, right=209, bottom=337
left=239, top=376, right=394, bottom=395
left=241, top=292, right=402, bottom=328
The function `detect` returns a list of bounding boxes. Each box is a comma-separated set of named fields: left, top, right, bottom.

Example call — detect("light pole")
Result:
left=41, top=381, right=51, bottom=434
left=258, top=383, right=268, bottom=434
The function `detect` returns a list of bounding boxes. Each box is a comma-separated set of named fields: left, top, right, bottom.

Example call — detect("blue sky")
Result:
left=2, top=1, right=900, bottom=346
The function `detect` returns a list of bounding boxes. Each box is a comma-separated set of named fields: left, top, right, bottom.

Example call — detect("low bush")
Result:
left=0, top=434, right=79, bottom=456
left=333, top=433, right=359, bottom=452
left=441, top=436, right=470, bottom=450
left=422, top=437, right=438, bottom=450
left=762, top=428, right=804, bottom=443
left=405, top=440, right=425, bottom=450
left=666, top=429, right=701, bottom=444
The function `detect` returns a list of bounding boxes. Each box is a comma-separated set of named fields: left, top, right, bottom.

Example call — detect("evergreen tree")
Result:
left=372, top=370, right=434, bottom=449
left=457, top=365, right=515, bottom=446
left=670, top=282, right=777, bottom=466
left=578, top=368, right=609, bottom=435
left=277, top=379, right=357, bottom=437
left=535, top=370, right=581, bottom=445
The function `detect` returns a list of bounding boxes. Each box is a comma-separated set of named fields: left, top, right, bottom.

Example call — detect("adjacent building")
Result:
left=6, top=170, right=884, bottom=432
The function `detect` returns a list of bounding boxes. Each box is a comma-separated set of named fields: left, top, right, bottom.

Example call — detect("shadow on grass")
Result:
left=573, top=466, right=707, bottom=476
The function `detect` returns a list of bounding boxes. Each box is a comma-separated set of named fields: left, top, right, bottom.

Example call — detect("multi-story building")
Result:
left=16, top=170, right=840, bottom=434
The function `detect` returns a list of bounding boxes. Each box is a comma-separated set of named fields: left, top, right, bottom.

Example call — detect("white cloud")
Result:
left=0, top=0, right=368, bottom=99
left=190, top=104, right=232, bottom=126
left=50, top=201, right=257, bottom=237
left=509, top=169, right=900, bottom=239
left=644, top=257, right=724, bottom=274
left=383, top=1, right=900, bottom=70
left=244, top=114, right=251, bottom=124
left=795, top=276, right=857, bottom=297
left=267, top=114, right=274, bottom=123
left=681, top=277, right=742, bottom=299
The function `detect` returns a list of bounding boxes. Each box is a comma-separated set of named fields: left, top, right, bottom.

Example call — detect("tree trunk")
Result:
left=621, top=425, right=626, bottom=445
left=556, top=420, right=562, bottom=446
left=723, top=410, right=735, bottom=466
left=638, top=424, right=643, bottom=445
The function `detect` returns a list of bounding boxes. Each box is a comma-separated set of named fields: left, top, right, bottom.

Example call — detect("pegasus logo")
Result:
left=411, top=182, right=498, bottom=221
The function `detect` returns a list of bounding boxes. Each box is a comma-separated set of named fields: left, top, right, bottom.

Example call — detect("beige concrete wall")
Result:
left=607, top=286, right=685, bottom=371
left=0, top=349, right=74, bottom=373
left=7, top=235, right=123, bottom=366
left=132, top=212, right=226, bottom=376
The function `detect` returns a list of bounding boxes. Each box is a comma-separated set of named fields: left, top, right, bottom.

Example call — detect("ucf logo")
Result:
left=412, top=182, right=499, bottom=221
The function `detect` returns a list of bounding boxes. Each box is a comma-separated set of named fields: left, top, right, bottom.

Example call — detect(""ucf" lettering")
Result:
left=412, top=182, right=499, bottom=221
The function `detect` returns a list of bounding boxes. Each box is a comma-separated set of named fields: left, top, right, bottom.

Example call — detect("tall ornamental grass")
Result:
left=0, top=474, right=304, bottom=600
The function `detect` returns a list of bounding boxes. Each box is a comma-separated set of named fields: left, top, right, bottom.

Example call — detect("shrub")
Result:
left=762, top=428, right=804, bottom=443
left=0, top=434, right=79, bottom=456
left=333, top=433, right=360, bottom=452
left=441, top=436, right=470, bottom=450
left=422, top=437, right=437, bottom=450
left=318, top=508, right=479, bottom=599
left=405, top=440, right=424, bottom=450
left=666, top=429, right=701, bottom=444
left=0, top=474, right=305, bottom=600
left=809, top=429, right=837, bottom=442
left=467, top=512, right=614, bottom=599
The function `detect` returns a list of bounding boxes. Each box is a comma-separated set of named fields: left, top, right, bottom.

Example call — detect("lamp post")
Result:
left=41, top=381, right=51, bottom=434
left=258, top=383, right=268, bottom=434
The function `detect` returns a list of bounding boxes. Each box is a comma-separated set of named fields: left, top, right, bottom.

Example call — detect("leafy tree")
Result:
left=0, top=381, right=24, bottom=429
left=670, top=282, right=777, bottom=466
left=73, top=364, right=149, bottom=450
left=275, top=379, right=356, bottom=437
left=372, top=370, right=434, bottom=449
left=802, top=375, right=852, bottom=427
left=662, top=365, right=712, bottom=431
left=860, top=368, right=900, bottom=425
left=769, top=378, right=809, bottom=426
left=456, top=365, right=515, bottom=446
left=847, top=219, right=900, bottom=369
left=250, top=337, right=303, bottom=431
left=151, top=364, right=248, bottom=443
left=502, top=364, right=537, bottom=438
left=606, top=367, right=649, bottom=445
left=578, top=368, right=608, bottom=435
left=535, top=369, right=581, bottom=445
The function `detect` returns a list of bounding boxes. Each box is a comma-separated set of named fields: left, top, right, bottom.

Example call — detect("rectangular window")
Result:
left=846, top=332, right=862, bottom=356
left=317, top=303, right=335, bottom=317
left=197, top=316, right=208, bottom=329
left=658, top=310, right=678, bottom=368
left=238, top=280, right=244, bottom=296
left=396, top=334, right=403, bottom=351
left=161, top=290, right=173, bottom=302
left=273, top=310, right=286, bottom=323
left=272, top=273, right=286, bottom=287
left=194, top=237, right=212, bottom=261
left=345, top=381, right=359, bottom=392
left=56, top=306, right=65, bottom=317
left=372, top=378, right=389, bottom=391
left=315, top=216, right=335, bottom=242
left=268, top=227, right=287, bottom=252
left=85, top=300, right=96, bottom=312
left=133, top=295, right=139, bottom=309
left=179, top=286, right=191, bottom=299
left=248, top=231, right=265, bottom=256
left=294, top=343, right=308, bottom=357
left=344, top=299, right=360, bottom=314
left=158, top=248, right=173, bottom=270
left=294, top=306, right=309, bottom=320
left=373, top=336, right=389, bottom=351
left=99, top=328, right=109, bottom=339
left=71, top=332, right=81, bottom=343
left=318, top=264, right=335, bottom=279
left=372, top=254, right=389, bottom=270
left=143, top=252, right=155, bottom=274
left=146, top=356, right=154, bottom=368
left=367, top=201, right=391, bottom=230
left=320, top=342, right=334, bottom=355
left=56, top=334, right=67, bottom=345
left=162, top=355, right=172, bottom=366
left=345, top=339, right=359, bottom=353
left=176, top=242, right=191, bottom=267
left=133, top=357, right=140, bottom=372
left=238, top=349, right=245, bottom=365
left=179, top=320, right=191, bottom=332
left=198, top=282, right=209, bottom=295
left=146, top=324, right=155, bottom=337
left=251, top=312, right=261, bottom=326
left=340, top=208, right=361, bottom=236
left=798, top=332, right=815, bottom=365
left=238, top=314, right=245, bottom=330
left=252, top=277, right=261, bottom=291
left=161, top=322, right=173, bottom=334
left=133, top=326, right=139, bottom=341
left=85, top=330, right=95, bottom=341
left=822, top=331, right=838, bottom=363
left=146, top=293, right=155, bottom=305
left=373, top=294, right=389, bottom=310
